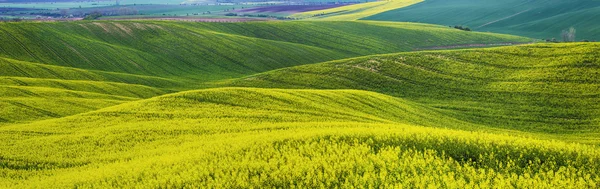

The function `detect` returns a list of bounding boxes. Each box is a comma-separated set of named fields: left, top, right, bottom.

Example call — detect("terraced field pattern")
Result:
left=0, top=19, right=599, bottom=188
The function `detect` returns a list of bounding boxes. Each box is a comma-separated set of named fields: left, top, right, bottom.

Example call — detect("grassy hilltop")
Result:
left=0, top=21, right=531, bottom=124
left=364, top=0, right=600, bottom=40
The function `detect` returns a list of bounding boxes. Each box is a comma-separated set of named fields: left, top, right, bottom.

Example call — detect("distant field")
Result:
left=1, top=0, right=184, bottom=6
left=99, top=16, right=271, bottom=22
left=120, top=4, right=255, bottom=16
left=292, top=0, right=422, bottom=20
left=365, top=0, right=600, bottom=40
left=0, top=1, right=115, bottom=9
left=235, top=5, right=349, bottom=14
left=233, top=4, right=352, bottom=17
left=0, top=3, right=358, bottom=20
left=0, top=4, right=260, bottom=19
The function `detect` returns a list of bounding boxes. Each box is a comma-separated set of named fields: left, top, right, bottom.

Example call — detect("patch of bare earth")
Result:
left=132, top=23, right=147, bottom=30
left=114, top=23, right=133, bottom=36
left=78, top=24, right=91, bottom=32
left=353, top=59, right=382, bottom=72
left=92, top=22, right=112, bottom=33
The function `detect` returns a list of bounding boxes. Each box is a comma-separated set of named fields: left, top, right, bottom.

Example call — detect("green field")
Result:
left=1, top=85, right=600, bottom=187
left=292, top=0, right=422, bottom=20
left=0, top=20, right=531, bottom=124
left=0, top=21, right=529, bottom=81
left=364, top=0, right=600, bottom=41
left=0, top=17, right=599, bottom=187
left=226, top=43, right=600, bottom=141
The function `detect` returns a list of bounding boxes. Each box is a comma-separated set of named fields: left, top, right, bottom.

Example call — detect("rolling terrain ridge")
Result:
left=228, top=43, right=600, bottom=138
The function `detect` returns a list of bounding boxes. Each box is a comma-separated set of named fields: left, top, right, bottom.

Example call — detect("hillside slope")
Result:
left=365, top=0, right=600, bottom=40
left=227, top=43, right=600, bottom=135
left=0, top=21, right=531, bottom=82
left=1, top=88, right=598, bottom=187
left=0, top=57, right=177, bottom=125
left=0, top=21, right=531, bottom=124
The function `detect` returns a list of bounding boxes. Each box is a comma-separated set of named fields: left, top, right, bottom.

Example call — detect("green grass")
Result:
left=0, top=57, right=181, bottom=88
left=0, top=88, right=598, bottom=187
left=0, top=20, right=530, bottom=124
left=292, top=0, right=423, bottom=20
left=364, top=0, right=600, bottom=41
left=226, top=43, right=600, bottom=136
left=0, top=86, right=134, bottom=125
left=0, top=57, right=179, bottom=125
left=0, top=21, right=531, bottom=82
left=0, top=21, right=340, bottom=81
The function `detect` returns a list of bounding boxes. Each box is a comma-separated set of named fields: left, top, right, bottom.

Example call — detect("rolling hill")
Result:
left=364, top=0, right=600, bottom=41
left=0, top=88, right=598, bottom=187
left=227, top=43, right=600, bottom=137
left=0, top=21, right=531, bottom=81
left=0, top=57, right=177, bottom=125
left=0, top=20, right=531, bottom=124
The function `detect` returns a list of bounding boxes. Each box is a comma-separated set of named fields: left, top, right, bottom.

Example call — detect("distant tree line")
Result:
left=83, top=11, right=102, bottom=20
left=0, top=17, right=23, bottom=22
left=77, top=7, right=138, bottom=19
left=450, top=25, right=471, bottom=31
